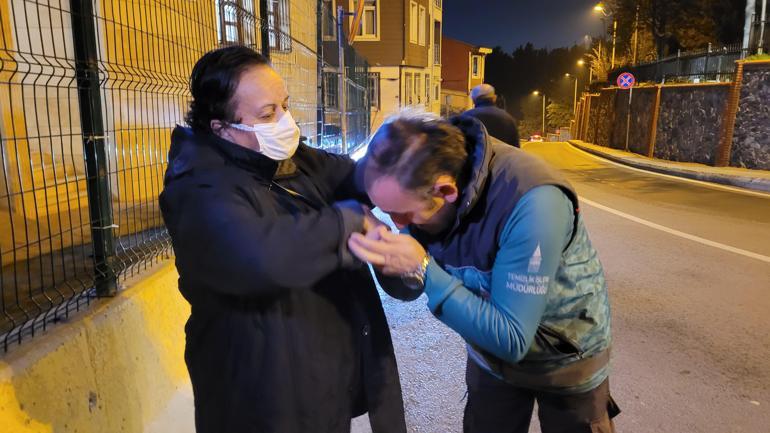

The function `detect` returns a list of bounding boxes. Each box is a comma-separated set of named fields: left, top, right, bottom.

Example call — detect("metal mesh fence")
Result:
left=609, top=43, right=745, bottom=84
left=319, top=1, right=370, bottom=154
left=0, top=0, right=370, bottom=351
left=748, top=14, right=769, bottom=55
left=1, top=0, right=100, bottom=350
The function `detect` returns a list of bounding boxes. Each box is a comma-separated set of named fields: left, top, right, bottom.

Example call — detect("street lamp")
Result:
left=565, top=73, right=578, bottom=116
left=578, top=58, right=593, bottom=88
left=533, top=91, right=546, bottom=137
left=593, top=2, right=617, bottom=70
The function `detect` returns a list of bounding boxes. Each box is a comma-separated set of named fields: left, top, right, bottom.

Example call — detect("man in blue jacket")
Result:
left=349, top=111, right=619, bottom=432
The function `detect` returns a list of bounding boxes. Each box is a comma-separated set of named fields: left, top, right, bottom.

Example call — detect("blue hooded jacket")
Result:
left=414, top=116, right=612, bottom=394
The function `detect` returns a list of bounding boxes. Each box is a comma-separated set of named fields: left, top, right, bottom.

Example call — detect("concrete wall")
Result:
left=607, top=87, right=658, bottom=155
left=653, top=84, right=730, bottom=165
left=585, top=95, right=600, bottom=144
left=627, top=87, right=657, bottom=156
left=731, top=61, right=770, bottom=170
left=577, top=60, right=769, bottom=171
left=0, top=262, right=189, bottom=433
left=441, top=89, right=471, bottom=117
left=610, top=90, right=629, bottom=150
left=594, top=89, right=616, bottom=148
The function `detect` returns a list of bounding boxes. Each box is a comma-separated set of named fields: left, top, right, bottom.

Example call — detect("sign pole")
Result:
left=617, top=72, right=636, bottom=152
left=625, top=86, right=633, bottom=152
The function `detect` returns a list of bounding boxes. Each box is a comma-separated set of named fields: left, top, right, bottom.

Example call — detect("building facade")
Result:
left=440, top=36, right=491, bottom=116
left=328, top=0, right=443, bottom=130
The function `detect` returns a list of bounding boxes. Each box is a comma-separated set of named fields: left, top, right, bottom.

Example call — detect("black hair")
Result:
left=185, top=46, right=270, bottom=133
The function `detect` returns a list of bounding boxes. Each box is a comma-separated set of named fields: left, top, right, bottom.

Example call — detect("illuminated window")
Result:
left=409, top=1, right=418, bottom=44
left=472, top=55, right=481, bottom=78
left=351, top=0, right=379, bottom=39
left=267, top=0, right=292, bottom=52
left=418, top=5, right=426, bottom=45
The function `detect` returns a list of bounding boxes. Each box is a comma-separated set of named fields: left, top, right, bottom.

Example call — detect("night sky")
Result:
left=443, top=0, right=605, bottom=51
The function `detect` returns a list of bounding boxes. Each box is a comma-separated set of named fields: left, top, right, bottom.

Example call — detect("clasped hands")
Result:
left=348, top=207, right=426, bottom=277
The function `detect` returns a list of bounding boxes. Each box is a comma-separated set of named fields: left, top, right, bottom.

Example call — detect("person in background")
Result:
left=464, top=83, right=520, bottom=147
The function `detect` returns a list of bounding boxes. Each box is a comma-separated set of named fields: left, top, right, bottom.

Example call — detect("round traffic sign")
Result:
left=617, top=72, right=636, bottom=89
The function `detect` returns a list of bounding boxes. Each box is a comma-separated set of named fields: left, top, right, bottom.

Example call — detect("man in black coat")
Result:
left=464, top=84, right=520, bottom=147
left=159, top=46, right=411, bottom=433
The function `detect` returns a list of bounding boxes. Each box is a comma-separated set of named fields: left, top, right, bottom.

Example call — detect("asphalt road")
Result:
left=354, top=142, right=770, bottom=433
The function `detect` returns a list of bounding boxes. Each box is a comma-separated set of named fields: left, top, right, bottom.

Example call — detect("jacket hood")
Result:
left=449, top=115, right=495, bottom=222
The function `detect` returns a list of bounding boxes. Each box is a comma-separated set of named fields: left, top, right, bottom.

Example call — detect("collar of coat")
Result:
left=167, top=126, right=300, bottom=182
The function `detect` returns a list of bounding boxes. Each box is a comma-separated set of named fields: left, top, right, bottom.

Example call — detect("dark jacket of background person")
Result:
left=464, top=101, right=520, bottom=147
left=159, top=126, right=407, bottom=433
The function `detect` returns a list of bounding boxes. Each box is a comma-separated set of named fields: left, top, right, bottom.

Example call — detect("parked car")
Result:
left=529, top=134, right=543, bottom=142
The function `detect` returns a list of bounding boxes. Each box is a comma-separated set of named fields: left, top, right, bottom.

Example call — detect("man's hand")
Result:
left=348, top=226, right=427, bottom=276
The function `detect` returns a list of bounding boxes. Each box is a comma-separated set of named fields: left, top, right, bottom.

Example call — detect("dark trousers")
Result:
left=463, top=358, right=620, bottom=433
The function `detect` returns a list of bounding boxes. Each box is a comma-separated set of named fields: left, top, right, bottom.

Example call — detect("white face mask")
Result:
left=230, top=110, right=301, bottom=161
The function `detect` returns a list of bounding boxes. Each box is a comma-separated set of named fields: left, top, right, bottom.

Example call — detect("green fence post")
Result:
left=70, top=0, right=117, bottom=296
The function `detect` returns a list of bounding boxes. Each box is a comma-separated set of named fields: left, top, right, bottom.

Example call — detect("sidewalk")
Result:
left=567, top=140, right=770, bottom=194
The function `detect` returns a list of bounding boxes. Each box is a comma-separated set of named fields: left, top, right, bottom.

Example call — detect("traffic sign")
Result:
left=617, top=72, right=636, bottom=89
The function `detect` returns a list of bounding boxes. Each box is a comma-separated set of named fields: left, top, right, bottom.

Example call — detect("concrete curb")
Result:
left=567, top=141, right=770, bottom=194
left=0, top=261, right=190, bottom=433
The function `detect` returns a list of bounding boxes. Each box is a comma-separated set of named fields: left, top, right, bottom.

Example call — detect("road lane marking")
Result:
left=580, top=197, right=770, bottom=264
left=563, top=142, right=770, bottom=199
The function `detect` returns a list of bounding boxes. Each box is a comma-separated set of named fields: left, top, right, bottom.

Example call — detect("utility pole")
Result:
left=744, top=0, right=756, bottom=54
left=611, top=18, right=617, bottom=69
left=541, top=93, right=546, bottom=136
left=573, top=78, right=578, bottom=116
left=566, top=74, right=578, bottom=115
left=632, top=6, right=640, bottom=64
left=534, top=91, right=546, bottom=136
left=760, top=0, right=768, bottom=55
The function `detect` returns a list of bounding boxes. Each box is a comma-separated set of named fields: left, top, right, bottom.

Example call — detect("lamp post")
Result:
left=594, top=3, right=616, bottom=70
left=578, top=58, right=592, bottom=86
left=533, top=91, right=545, bottom=136
left=632, top=5, right=640, bottom=64
left=565, top=73, right=578, bottom=115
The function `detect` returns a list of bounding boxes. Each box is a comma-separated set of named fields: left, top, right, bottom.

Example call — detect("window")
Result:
left=351, top=0, right=379, bottom=40
left=434, top=83, right=440, bottom=100
left=415, top=74, right=421, bottom=104
left=418, top=5, right=426, bottom=46
left=322, top=0, right=336, bottom=41
left=409, top=1, right=418, bottom=44
left=433, top=20, right=441, bottom=64
left=405, top=73, right=413, bottom=105
left=215, top=0, right=257, bottom=46
left=425, top=74, right=430, bottom=103
left=323, top=71, right=338, bottom=108
left=368, top=72, right=380, bottom=110
left=434, top=0, right=442, bottom=8
left=472, top=55, right=481, bottom=78
left=267, top=0, right=292, bottom=52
